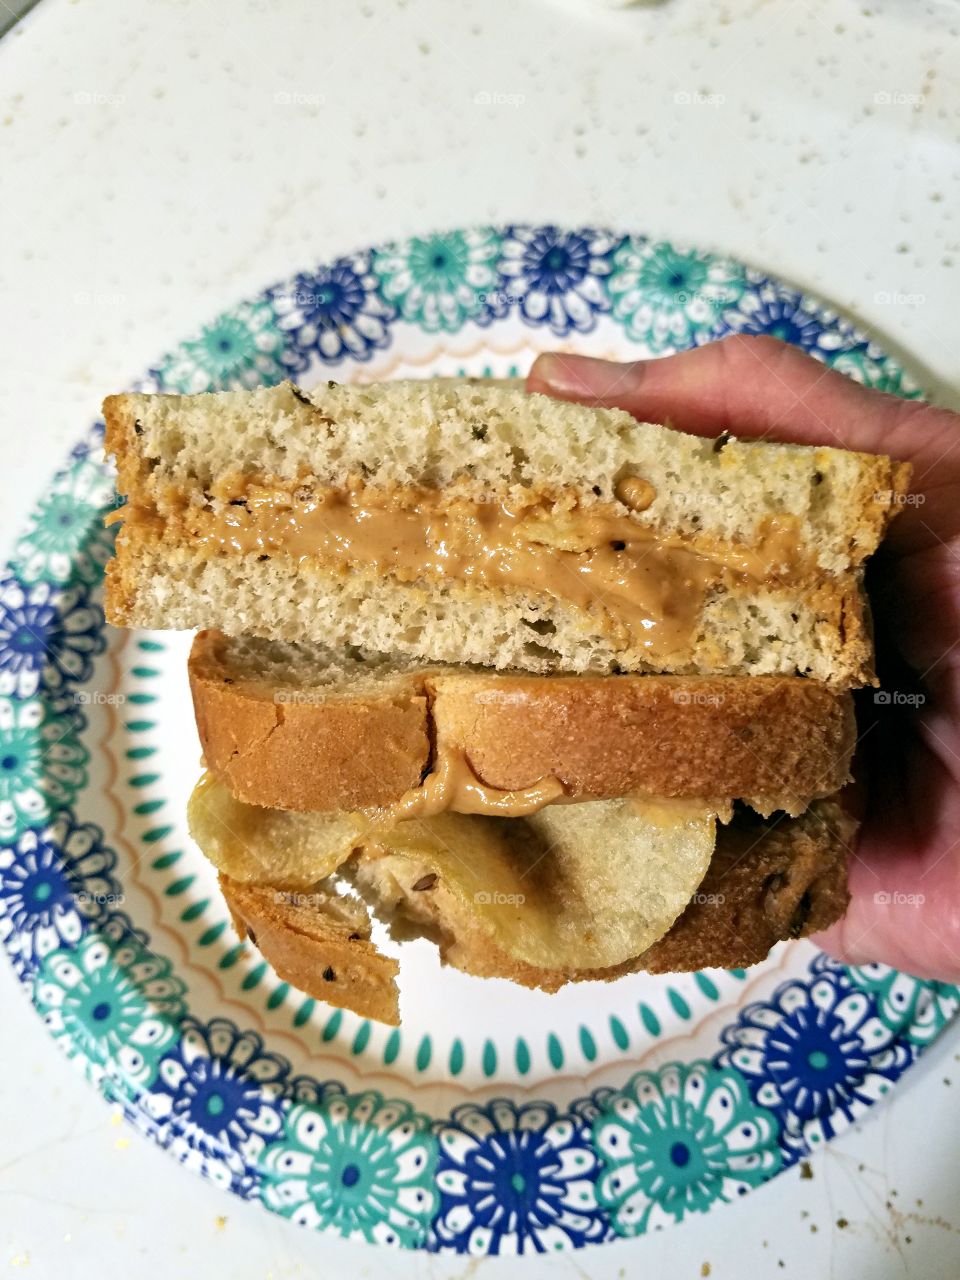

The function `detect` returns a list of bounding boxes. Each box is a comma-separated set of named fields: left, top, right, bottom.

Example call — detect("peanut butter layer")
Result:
left=116, top=483, right=810, bottom=661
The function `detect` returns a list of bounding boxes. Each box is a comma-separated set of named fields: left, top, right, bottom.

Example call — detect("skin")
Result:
left=527, top=334, right=960, bottom=980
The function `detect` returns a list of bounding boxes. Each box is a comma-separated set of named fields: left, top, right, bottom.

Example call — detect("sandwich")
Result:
left=103, top=377, right=910, bottom=1025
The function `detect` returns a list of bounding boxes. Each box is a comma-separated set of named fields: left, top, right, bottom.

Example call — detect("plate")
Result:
left=1, top=225, right=955, bottom=1255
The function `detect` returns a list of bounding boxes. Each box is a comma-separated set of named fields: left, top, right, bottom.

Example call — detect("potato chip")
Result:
left=187, top=772, right=368, bottom=888
left=189, top=776, right=716, bottom=969
left=360, top=799, right=716, bottom=969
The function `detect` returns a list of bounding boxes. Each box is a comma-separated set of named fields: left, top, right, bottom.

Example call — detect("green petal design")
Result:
left=260, top=1090, right=438, bottom=1246
left=32, top=927, right=186, bottom=1095
left=846, top=964, right=960, bottom=1047
left=156, top=299, right=292, bottom=393
left=0, top=698, right=88, bottom=841
left=13, top=457, right=117, bottom=585
left=593, top=1060, right=781, bottom=1236
left=607, top=238, right=746, bottom=353
left=373, top=229, right=501, bottom=332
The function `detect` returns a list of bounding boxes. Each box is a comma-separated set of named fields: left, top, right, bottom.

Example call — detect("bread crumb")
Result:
left=214, top=1216, right=227, bottom=1231
left=837, top=1217, right=849, bottom=1229
left=800, top=1159, right=813, bottom=1179
left=701, top=1266, right=711, bottom=1278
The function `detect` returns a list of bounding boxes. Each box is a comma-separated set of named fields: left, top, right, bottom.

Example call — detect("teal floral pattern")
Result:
left=373, top=229, right=503, bottom=332
left=13, top=457, right=117, bottom=586
left=846, top=963, right=960, bottom=1048
left=0, top=698, right=88, bottom=841
left=261, top=1085, right=437, bottom=1246
left=607, top=239, right=746, bottom=352
left=32, top=919, right=186, bottom=1094
left=827, top=345, right=923, bottom=397
left=154, top=298, right=294, bottom=393
left=593, top=1062, right=781, bottom=1235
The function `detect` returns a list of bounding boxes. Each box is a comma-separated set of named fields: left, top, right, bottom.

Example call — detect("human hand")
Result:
left=528, top=334, right=960, bottom=980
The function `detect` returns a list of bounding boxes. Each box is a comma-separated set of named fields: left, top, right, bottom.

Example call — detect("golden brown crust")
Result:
left=190, top=632, right=430, bottom=812
left=189, top=629, right=856, bottom=814
left=219, top=875, right=400, bottom=1025
left=432, top=671, right=855, bottom=808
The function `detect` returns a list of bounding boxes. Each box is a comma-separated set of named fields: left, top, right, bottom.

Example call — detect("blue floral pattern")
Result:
left=271, top=252, right=395, bottom=366
left=147, top=1017, right=288, bottom=1198
left=432, top=1099, right=606, bottom=1254
left=0, top=576, right=105, bottom=703
left=716, top=956, right=914, bottom=1160
left=0, top=812, right=121, bottom=976
left=0, top=227, right=947, bottom=1253
left=499, top=225, right=620, bottom=335
left=720, top=283, right=860, bottom=358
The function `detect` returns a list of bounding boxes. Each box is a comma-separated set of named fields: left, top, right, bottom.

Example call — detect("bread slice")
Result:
left=104, top=379, right=910, bottom=684
left=190, top=630, right=856, bottom=816
left=221, top=880, right=400, bottom=1025
left=218, top=796, right=853, bottom=1022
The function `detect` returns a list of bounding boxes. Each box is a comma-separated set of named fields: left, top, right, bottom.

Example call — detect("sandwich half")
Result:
left=104, top=379, right=910, bottom=685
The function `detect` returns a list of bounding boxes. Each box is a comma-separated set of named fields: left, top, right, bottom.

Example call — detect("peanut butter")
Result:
left=122, top=483, right=806, bottom=659
left=385, top=742, right=567, bottom=821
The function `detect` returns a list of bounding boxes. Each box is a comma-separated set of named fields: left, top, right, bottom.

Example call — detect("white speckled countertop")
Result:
left=2, top=0, right=960, bottom=1275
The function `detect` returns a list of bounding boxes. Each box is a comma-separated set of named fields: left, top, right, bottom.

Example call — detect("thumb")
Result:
left=527, top=335, right=942, bottom=465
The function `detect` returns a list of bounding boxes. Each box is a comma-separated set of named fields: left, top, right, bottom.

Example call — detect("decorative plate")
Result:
left=1, top=225, right=954, bottom=1255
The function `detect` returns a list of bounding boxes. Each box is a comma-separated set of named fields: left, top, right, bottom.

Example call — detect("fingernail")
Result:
left=529, top=353, right=643, bottom=400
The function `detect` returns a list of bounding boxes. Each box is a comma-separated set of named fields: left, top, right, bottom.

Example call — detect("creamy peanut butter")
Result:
left=120, top=483, right=806, bottom=658
left=385, top=742, right=567, bottom=821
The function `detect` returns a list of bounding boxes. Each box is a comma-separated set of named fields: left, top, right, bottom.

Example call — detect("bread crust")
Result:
left=189, top=630, right=856, bottom=814
left=220, top=876, right=401, bottom=1025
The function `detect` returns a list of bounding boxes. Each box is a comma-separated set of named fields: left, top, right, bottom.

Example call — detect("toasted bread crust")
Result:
left=189, top=630, right=856, bottom=814
left=220, top=876, right=401, bottom=1025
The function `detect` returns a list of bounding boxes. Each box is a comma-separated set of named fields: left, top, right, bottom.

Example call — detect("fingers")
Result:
left=813, top=762, right=960, bottom=980
left=527, top=335, right=942, bottom=464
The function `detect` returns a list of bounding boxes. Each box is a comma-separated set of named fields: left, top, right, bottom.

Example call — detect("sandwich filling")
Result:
left=115, top=479, right=810, bottom=661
